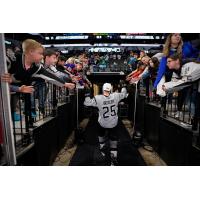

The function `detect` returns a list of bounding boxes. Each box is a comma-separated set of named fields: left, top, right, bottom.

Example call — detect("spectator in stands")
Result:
left=1, top=73, right=34, bottom=93
left=44, top=49, right=72, bottom=83
left=133, top=53, right=139, bottom=62
left=98, top=55, right=107, bottom=71
left=14, top=46, right=22, bottom=56
left=30, top=48, right=49, bottom=116
left=149, top=57, right=159, bottom=85
left=82, top=56, right=90, bottom=75
left=126, top=55, right=152, bottom=99
left=126, top=61, right=146, bottom=84
left=138, top=50, right=146, bottom=61
left=163, top=53, right=200, bottom=129
left=8, top=39, right=75, bottom=119
left=154, top=33, right=199, bottom=89
left=94, top=54, right=100, bottom=65
left=56, top=55, right=67, bottom=71
left=32, top=49, right=67, bottom=116
left=4, top=45, right=35, bottom=120
left=141, top=55, right=150, bottom=66
left=1, top=72, right=35, bottom=121
left=117, top=54, right=122, bottom=60
left=134, top=56, right=159, bottom=83
left=88, top=54, right=95, bottom=66
left=138, top=56, right=151, bottom=98
left=65, top=57, right=75, bottom=73
left=42, top=49, right=75, bottom=111
left=149, top=57, right=160, bottom=101
left=70, top=59, right=92, bottom=122
left=127, top=51, right=137, bottom=72
left=8, top=39, right=44, bottom=86
left=154, top=33, right=199, bottom=115
left=6, top=47, right=16, bottom=69
left=71, top=59, right=92, bottom=87
left=131, top=56, right=151, bottom=81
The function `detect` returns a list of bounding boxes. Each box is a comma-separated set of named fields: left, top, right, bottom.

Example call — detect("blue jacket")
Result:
left=10, top=85, right=20, bottom=92
left=153, top=42, right=199, bottom=88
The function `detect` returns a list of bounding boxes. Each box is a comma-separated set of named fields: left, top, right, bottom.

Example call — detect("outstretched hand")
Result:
left=64, top=83, right=76, bottom=90
left=1, top=73, right=12, bottom=84
left=19, top=85, right=35, bottom=93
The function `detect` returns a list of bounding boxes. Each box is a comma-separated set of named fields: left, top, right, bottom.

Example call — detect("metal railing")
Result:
left=0, top=33, right=16, bottom=165
left=135, top=77, right=200, bottom=129
left=11, top=82, right=71, bottom=154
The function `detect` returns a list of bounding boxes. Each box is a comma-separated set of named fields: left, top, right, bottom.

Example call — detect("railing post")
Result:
left=52, top=85, right=57, bottom=116
left=23, top=93, right=32, bottom=145
left=0, top=33, right=16, bottom=165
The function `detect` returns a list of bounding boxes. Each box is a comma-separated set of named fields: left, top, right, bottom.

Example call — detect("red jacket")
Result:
left=131, top=68, right=145, bottom=78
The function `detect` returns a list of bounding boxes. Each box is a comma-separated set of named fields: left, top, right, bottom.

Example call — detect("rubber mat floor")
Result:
left=69, top=118, right=146, bottom=166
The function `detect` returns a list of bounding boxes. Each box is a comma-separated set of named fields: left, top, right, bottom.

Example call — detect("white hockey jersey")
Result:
left=84, top=88, right=128, bottom=128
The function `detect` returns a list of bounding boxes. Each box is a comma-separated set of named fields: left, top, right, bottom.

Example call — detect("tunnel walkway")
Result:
left=69, top=117, right=146, bottom=166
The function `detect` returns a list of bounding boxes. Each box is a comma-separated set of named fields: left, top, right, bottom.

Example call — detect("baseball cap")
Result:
left=103, top=83, right=112, bottom=92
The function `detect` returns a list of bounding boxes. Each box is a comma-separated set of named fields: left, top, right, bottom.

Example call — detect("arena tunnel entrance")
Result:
left=0, top=33, right=200, bottom=166
left=65, top=72, right=147, bottom=166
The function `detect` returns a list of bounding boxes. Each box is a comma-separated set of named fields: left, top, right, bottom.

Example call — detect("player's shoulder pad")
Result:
left=94, top=95, right=101, bottom=100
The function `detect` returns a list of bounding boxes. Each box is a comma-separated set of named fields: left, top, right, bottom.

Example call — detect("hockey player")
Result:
left=84, top=83, right=128, bottom=165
